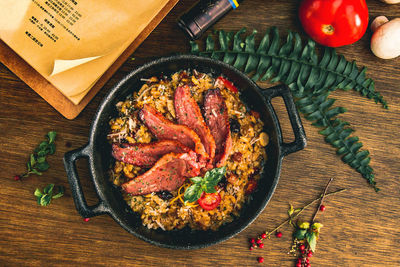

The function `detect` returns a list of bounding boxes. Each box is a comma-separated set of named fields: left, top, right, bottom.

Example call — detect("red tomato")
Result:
left=197, top=192, right=221, bottom=210
left=298, top=0, right=369, bottom=47
left=216, top=76, right=238, bottom=93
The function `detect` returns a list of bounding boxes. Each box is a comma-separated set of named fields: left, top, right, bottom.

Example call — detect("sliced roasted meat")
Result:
left=174, top=85, right=216, bottom=162
left=139, top=104, right=208, bottom=159
left=111, top=140, right=190, bottom=167
left=121, top=152, right=201, bottom=195
left=203, top=89, right=233, bottom=167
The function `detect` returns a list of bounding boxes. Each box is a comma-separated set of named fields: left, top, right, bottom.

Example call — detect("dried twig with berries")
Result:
left=248, top=178, right=345, bottom=265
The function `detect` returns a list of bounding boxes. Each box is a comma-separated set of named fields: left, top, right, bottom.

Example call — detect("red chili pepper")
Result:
left=216, top=76, right=238, bottom=93
left=298, top=0, right=369, bottom=47
left=197, top=192, right=221, bottom=210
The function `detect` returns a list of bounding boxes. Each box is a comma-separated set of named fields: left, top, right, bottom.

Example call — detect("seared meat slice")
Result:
left=174, top=85, right=216, bottom=162
left=121, top=152, right=201, bottom=195
left=203, top=89, right=232, bottom=167
left=111, top=140, right=190, bottom=167
left=139, top=104, right=208, bottom=159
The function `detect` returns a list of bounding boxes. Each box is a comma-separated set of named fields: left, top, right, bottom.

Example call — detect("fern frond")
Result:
left=190, top=27, right=386, bottom=191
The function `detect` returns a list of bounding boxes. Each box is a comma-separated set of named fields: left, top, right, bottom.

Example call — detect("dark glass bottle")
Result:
left=178, top=0, right=243, bottom=40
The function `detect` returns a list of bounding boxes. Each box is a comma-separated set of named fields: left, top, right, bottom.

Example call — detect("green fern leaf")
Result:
left=189, top=27, right=387, bottom=191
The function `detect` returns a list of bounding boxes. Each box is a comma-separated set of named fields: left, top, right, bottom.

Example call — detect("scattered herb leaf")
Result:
left=34, top=184, right=64, bottom=206
left=18, top=131, right=57, bottom=179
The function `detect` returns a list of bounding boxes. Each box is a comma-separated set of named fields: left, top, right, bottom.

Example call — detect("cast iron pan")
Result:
left=63, top=55, right=306, bottom=249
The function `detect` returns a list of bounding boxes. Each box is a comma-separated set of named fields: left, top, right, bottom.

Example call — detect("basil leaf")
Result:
left=36, top=161, right=50, bottom=171
left=204, top=183, right=217, bottom=193
left=34, top=188, right=43, bottom=198
left=52, top=186, right=65, bottom=199
left=205, top=166, right=226, bottom=183
left=306, top=232, right=317, bottom=252
left=190, top=177, right=203, bottom=184
left=37, top=150, right=47, bottom=157
left=43, top=184, right=54, bottom=195
left=184, top=184, right=201, bottom=203
left=47, top=131, right=57, bottom=144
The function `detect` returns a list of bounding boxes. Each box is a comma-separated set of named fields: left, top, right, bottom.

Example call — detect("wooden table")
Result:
left=1, top=1, right=399, bottom=266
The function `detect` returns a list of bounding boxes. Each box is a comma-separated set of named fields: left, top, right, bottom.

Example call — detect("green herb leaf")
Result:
left=184, top=183, right=201, bottom=203
left=306, top=232, right=317, bottom=252
left=43, top=184, right=54, bottom=195
left=30, top=154, right=36, bottom=167
left=34, top=188, right=43, bottom=198
left=47, top=143, right=56, bottom=155
left=40, top=194, right=52, bottom=206
left=294, top=229, right=307, bottom=240
left=47, top=131, right=57, bottom=144
left=35, top=184, right=64, bottom=206
left=52, top=186, right=65, bottom=199
left=37, top=156, right=46, bottom=163
left=36, top=161, right=50, bottom=172
left=190, top=177, right=203, bottom=184
left=31, top=169, right=42, bottom=176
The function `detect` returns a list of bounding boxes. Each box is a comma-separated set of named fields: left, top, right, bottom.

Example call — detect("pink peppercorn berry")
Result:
left=261, top=233, right=267, bottom=239
left=83, top=218, right=90, bottom=222
left=319, top=205, right=326, bottom=211
left=257, top=257, right=264, bottom=263
left=275, top=231, right=282, bottom=238
left=250, top=238, right=256, bottom=244
left=258, top=243, right=264, bottom=249
left=256, top=239, right=262, bottom=244
left=14, top=175, right=21, bottom=181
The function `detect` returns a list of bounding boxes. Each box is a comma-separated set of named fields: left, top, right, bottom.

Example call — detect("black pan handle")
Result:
left=63, top=144, right=109, bottom=218
left=261, top=84, right=307, bottom=156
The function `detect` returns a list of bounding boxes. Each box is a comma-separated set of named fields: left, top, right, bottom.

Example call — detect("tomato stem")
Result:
left=322, top=24, right=335, bottom=35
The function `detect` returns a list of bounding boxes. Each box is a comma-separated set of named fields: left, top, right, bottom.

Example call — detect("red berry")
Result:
left=256, top=239, right=262, bottom=244
left=297, top=258, right=302, bottom=264
left=14, top=175, right=21, bottom=181
left=249, top=246, right=254, bottom=251
left=258, top=243, right=264, bottom=248
left=250, top=238, right=256, bottom=244
left=306, top=264, right=311, bottom=267
left=275, top=231, right=282, bottom=238
left=307, top=251, right=313, bottom=257
left=299, top=244, right=305, bottom=251
left=252, top=243, right=257, bottom=248
left=319, top=205, right=326, bottom=211
left=296, top=263, right=302, bottom=267
left=261, top=233, right=267, bottom=239
left=83, top=218, right=90, bottom=222
left=257, top=257, right=264, bottom=263
left=306, top=258, right=310, bottom=264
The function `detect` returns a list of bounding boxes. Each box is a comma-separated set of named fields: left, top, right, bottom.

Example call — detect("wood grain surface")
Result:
left=1, top=0, right=399, bottom=266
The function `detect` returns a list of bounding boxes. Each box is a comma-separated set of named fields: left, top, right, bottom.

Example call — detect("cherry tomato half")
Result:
left=298, top=0, right=369, bottom=47
left=197, top=192, right=221, bottom=210
left=215, top=76, right=238, bottom=93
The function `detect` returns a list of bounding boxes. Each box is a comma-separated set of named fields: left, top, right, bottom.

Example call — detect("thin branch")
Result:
left=311, top=178, right=333, bottom=223
left=265, top=187, right=346, bottom=236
